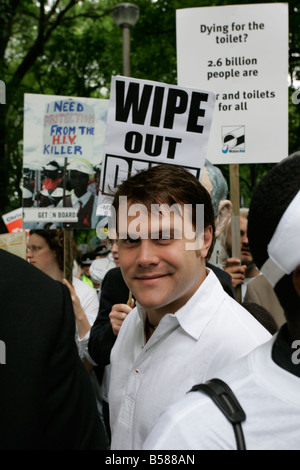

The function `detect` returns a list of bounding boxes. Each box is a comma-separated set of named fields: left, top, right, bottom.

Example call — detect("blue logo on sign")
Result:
left=222, top=145, right=229, bottom=154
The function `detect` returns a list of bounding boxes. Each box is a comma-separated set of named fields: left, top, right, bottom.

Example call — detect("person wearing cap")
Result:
left=22, top=188, right=34, bottom=207
left=51, top=187, right=70, bottom=207
left=57, top=158, right=99, bottom=229
left=89, top=256, right=116, bottom=296
left=143, top=153, right=300, bottom=451
left=42, top=160, right=62, bottom=193
left=94, top=244, right=110, bottom=259
left=39, top=189, right=55, bottom=208
left=80, top=252, right=96, bottom=289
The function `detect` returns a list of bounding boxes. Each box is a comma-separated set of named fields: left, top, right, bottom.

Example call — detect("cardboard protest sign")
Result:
left=176, top=3, right=288, bottom=164
left=22, top=94, right=108, bottom=229
left=2, top=208, right=23, bottom=233
left=0, top=232, right=27, bottom=259
left=97, top=75, right=215, bottom=215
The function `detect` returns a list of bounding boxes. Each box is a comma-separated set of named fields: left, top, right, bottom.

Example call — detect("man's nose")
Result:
left=241, top=233, right=249, bottom=245
left=136, top=240, right=159, bottom=267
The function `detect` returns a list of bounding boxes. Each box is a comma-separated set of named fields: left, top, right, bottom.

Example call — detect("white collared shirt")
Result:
left=70, top=191, right=91, bottom=210
left=143, top=335, right=300, bottom=450
left=72, top=277, right=99, bottom=362
left=108, top=270, right=271, bottom=450
left=57, top=191, right=99, bottom=228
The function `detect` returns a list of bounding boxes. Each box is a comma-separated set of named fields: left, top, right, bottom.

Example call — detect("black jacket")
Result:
left=0, top=249, right=106, bottom=450
left=89, top=267, right=129, bottom=372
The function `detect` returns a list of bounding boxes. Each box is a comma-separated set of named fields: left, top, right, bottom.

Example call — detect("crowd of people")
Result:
left=1, top=154, right=300, bottom=450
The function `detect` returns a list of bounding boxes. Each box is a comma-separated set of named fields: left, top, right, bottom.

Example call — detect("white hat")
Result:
left=23, top=188, right=33, bottom=199
left=89, top=258, right=115, bottom=284
left=67, top=158, right=94, bottom=175
left=51, top=187, right=70, bottom=198
left=260, top=190, right=300, bottom=287
left=44, top=163, right=59, bottom=171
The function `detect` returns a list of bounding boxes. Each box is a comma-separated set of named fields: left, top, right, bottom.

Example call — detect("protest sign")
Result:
left=97, top=75, right=215, bottom=215
left=23, top=94, right=108, bottom=229
left=2, top=208, right=23, bottom=233
left=43, top=99, right=95, bottom=158
left=176, top=3, right=288, bottom=164
left=0, top=232, right=27, bottom=259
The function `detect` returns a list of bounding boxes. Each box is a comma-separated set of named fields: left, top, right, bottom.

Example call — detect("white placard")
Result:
left=23, top=207, right=78, bottom=223
left=24, top=93, right=108, bottom=170
left=2, top=208, right=23, bottom=233
left=97, top=75, right=215, bottom=213
left=43, top=99, right=95, bottom=159
left=176, top=3, right=289, bottom=164
left=23, top=93, right=108, bottom=228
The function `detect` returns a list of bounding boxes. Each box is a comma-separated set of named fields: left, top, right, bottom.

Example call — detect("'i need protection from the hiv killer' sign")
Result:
left=22, top=93, right=108, bottom=229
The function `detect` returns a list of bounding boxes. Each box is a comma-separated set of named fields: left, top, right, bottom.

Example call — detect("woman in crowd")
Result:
left=27, top=229, right=98, bottom=363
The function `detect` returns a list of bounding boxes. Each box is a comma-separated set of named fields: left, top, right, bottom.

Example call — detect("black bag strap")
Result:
left=190, top=378, right=246, bottom=450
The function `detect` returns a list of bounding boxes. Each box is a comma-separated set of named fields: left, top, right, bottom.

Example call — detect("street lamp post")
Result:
left=112, top=3, right=140, bottom=77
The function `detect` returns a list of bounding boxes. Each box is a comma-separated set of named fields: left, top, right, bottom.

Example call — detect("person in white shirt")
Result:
left=143, top=153, right=300, bottom=451
left=57, top=158, right=99, bottom=229
left=107, top=164, right=271, bottom=450
left=27, top=229, right=98, bottom=363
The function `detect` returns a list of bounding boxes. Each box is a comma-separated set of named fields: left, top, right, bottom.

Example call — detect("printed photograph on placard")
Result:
left=22, top=94, right=108, bottom=229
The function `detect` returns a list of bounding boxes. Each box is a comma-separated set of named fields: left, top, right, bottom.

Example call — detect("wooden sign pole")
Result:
left=229, top=164, right=242, bottom=303
left=64, top=228, right=74, bottom=284
left=62, top=156, right=73, bottom=284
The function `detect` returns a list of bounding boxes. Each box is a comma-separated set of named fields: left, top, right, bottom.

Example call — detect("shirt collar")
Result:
left=71, top=191, right=91, bottom=206
left=175, top=269, right=226, bottom=339
left=136, top=269, right=226, bottom=341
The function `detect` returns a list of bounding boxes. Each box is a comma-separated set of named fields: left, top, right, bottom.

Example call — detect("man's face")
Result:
left=117, top=201, right=212, bottom=317
left=109, top=239, right=119, bottom=266
left=83, top=264, right=91, bottom=277
left=45, top=170, right=58, bottom=179
left=69, top=170, right=89, bottom=197
left=226, top=215, right=253, bottom=267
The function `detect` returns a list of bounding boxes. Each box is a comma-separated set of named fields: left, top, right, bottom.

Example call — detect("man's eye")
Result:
left=126, top=237, right=139, bottom=244
left=120, top=237, right=139, bottom=245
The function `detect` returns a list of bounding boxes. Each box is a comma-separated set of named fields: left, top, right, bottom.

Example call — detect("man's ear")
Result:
left=215, top=199, right=232, bottom=238
left=198, top=225, right=213, bottom=259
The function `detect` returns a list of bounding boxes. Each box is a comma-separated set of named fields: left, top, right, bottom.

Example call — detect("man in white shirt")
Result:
left=107, top=164, right=270, bottom=450
left=143, top=153, right=300, bottom=450
left=57, top=158, right=99, bottom=228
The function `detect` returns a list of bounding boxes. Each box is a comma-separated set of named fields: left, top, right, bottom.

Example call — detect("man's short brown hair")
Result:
left=112, top=164, right=216, bottom=257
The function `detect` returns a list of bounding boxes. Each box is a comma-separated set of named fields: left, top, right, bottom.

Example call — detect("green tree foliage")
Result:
left=0, top=0, right=299, bottom=229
